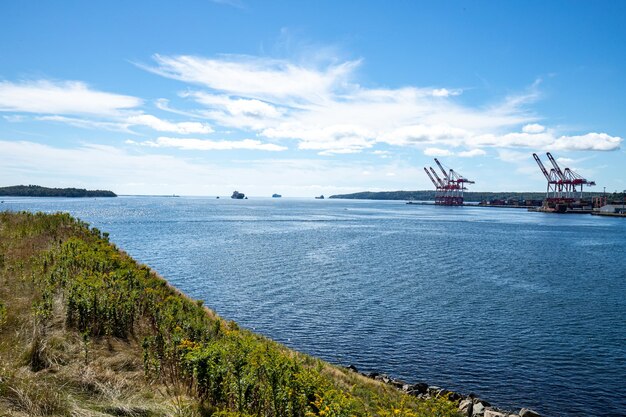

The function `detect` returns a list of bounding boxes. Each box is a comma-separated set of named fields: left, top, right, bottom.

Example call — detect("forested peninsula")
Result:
left=0, top=185, right=116, bottom=197
left=0, top=211, right=459, bottom=417
left=329, top=190, right=556, bottom=202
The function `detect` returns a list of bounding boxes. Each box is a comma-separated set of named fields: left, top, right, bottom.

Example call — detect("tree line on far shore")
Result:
left=0, top=185, right=116, bottom=198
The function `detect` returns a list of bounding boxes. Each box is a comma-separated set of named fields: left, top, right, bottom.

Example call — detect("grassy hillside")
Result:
left=0, top=211, right=459, bottom=417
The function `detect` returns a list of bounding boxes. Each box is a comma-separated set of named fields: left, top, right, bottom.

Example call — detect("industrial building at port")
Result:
left=423, top=153, right=625, bottom=216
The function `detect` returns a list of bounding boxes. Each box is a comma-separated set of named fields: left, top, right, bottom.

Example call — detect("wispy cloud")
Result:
left=2, top=55, right=621, bottom=158
left=144, top=54, right=358, bottom=105
left=458, top=149, right=487, bottom=158
left=0, top=80, right=215, bottom=135
left=423, top=147, right=454, bottom=157
left=127, top=137, right=287, bottom=151
left=0, top=140, right=422, bottom=195
left=145, top=54, right=622, bottom=154
left=126, top=115, right=213, bottom=134
left=0, top=80, right=141, bottom=116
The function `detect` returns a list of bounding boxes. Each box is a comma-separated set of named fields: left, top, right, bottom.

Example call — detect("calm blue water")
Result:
left=3, top=196, right=626, bottom=416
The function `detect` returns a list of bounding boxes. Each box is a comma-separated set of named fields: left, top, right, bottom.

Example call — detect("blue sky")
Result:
left=1, top=0, right=625, bottom=196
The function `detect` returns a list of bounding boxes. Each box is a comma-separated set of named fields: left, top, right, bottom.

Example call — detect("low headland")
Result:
left=0, top=185, right=117, bottom=198
left=329, top=190, right=595, bottom=202
left=0, top=211, right=541, bottom=417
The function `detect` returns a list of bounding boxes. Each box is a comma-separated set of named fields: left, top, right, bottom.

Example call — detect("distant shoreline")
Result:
left=0, top=185, right=116, bottom=198
left=329, top=190, right=598, bottom=201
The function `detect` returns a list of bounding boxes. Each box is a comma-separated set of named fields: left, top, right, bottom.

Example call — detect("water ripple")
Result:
left=5, top=196, right=626, bottom=416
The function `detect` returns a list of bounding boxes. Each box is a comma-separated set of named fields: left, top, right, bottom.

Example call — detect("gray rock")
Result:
left=459, top=399, right=473, bottom=416
left=411, top=382, right=429, bottom=394
left=374, top=374, right=390, bottom=383
left=473, top=399, right=492, bottom=407
left=472, top=402, right=485, bottom=416
left=484, top=410, right=506, bottom=417
left=436, top=388, right=450, bottom=398
left=519, top=409, right=541, bottom=417
left=427, top=386, right=442, bottom=396
left=447, top=391, right=462, bottom=402
left=389, top=379, right=406, bottom=389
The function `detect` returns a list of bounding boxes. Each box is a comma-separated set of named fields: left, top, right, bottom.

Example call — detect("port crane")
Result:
left=533, top=152, right=595, bottom=201
left=533, top=153, right=562, bottom=199
left=423, top=158, right=474, bottom=205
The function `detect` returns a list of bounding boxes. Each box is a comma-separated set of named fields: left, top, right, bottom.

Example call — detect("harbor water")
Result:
left=3, top=196, right=626, bottom=416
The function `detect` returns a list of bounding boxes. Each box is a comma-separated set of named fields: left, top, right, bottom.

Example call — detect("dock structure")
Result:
left=423, top=158, right=474, bottom=205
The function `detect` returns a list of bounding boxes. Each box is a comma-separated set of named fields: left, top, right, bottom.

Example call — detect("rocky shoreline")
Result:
left=345, top=365, right=542, bottom=417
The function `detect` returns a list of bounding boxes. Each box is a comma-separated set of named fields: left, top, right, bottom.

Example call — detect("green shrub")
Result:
left=5, top=211, right=459, bottom=417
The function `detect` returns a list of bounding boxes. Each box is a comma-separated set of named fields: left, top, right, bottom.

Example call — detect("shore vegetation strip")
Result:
left=0, top=211, right=459, bottom=417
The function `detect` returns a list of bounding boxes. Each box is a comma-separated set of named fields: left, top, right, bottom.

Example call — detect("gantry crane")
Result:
left=533, top=152, right=595, bottom=202
left=423, top=159, right=474, bottom=205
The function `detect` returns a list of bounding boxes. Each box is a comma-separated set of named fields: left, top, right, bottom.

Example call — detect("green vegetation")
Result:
left=329, top=190, right=598, bottom=202
left=0, top=185, right=116, bottom=197
left=0, top=211, right=460, bottom=417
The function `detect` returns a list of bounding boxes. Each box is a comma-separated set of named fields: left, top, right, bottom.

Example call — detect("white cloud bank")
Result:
left=127, top=137, right=286, bottom=151
left=0, top=80, right=141, bottom=116
left=0, top=80, right=213, bottom=135
left=1, top=56, right=621, bottom=158
left=145, top=54, right=622, bottom=154
left=125, top=115, right=213, bottom=134
left=0, top=140, right=422, bottom=196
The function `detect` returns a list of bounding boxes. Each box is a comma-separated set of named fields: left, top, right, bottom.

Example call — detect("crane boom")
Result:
left=423, top=167, right=439, bottom=188
left=533, top=153, right=552, bottom=181
left=429, top=167, right=446, bottom=187
left=546, top=152, right=565, bottom=180
left=434, top=158, right=450, bottom=181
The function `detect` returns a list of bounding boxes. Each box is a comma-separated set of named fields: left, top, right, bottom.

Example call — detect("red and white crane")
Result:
left=423, top=159, right=474, bottom=205
left=533, top=152, right=595, bottom=201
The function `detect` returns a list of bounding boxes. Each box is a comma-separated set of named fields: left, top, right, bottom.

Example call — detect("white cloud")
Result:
left=126, top=114, right=213, bottom=134
left=465, top=130, right=622, bottom=151
left=424, top=147, right=453, bottom=157
left=129, top=136, right=287, bottom=151
left=0, top=80, right=141, bottom=116
left=264, top=124, right=374, bottom=154
left=551, top=132, right=622, bottom=151
left=145, top=54, right=359, bottom=104
left=147, top=55, right=585, bottom=155
left=431, top=88, right=462, bottom=97
left=522, top=123, right=546, bottom=134
left=497, top=149, right=532, bottom=162
left=188, top=92, right=283, bottom=118
left=0, top=140, right=428, bottom=196
left=458, top=149, right=486, bottom=157
left=38, top=115, right=135, bottom=132
left=3, top=55, right=620, bottom=163
left=380, top=125, right=469, bottom=147
left=37, top=113, right=213, bottom=135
